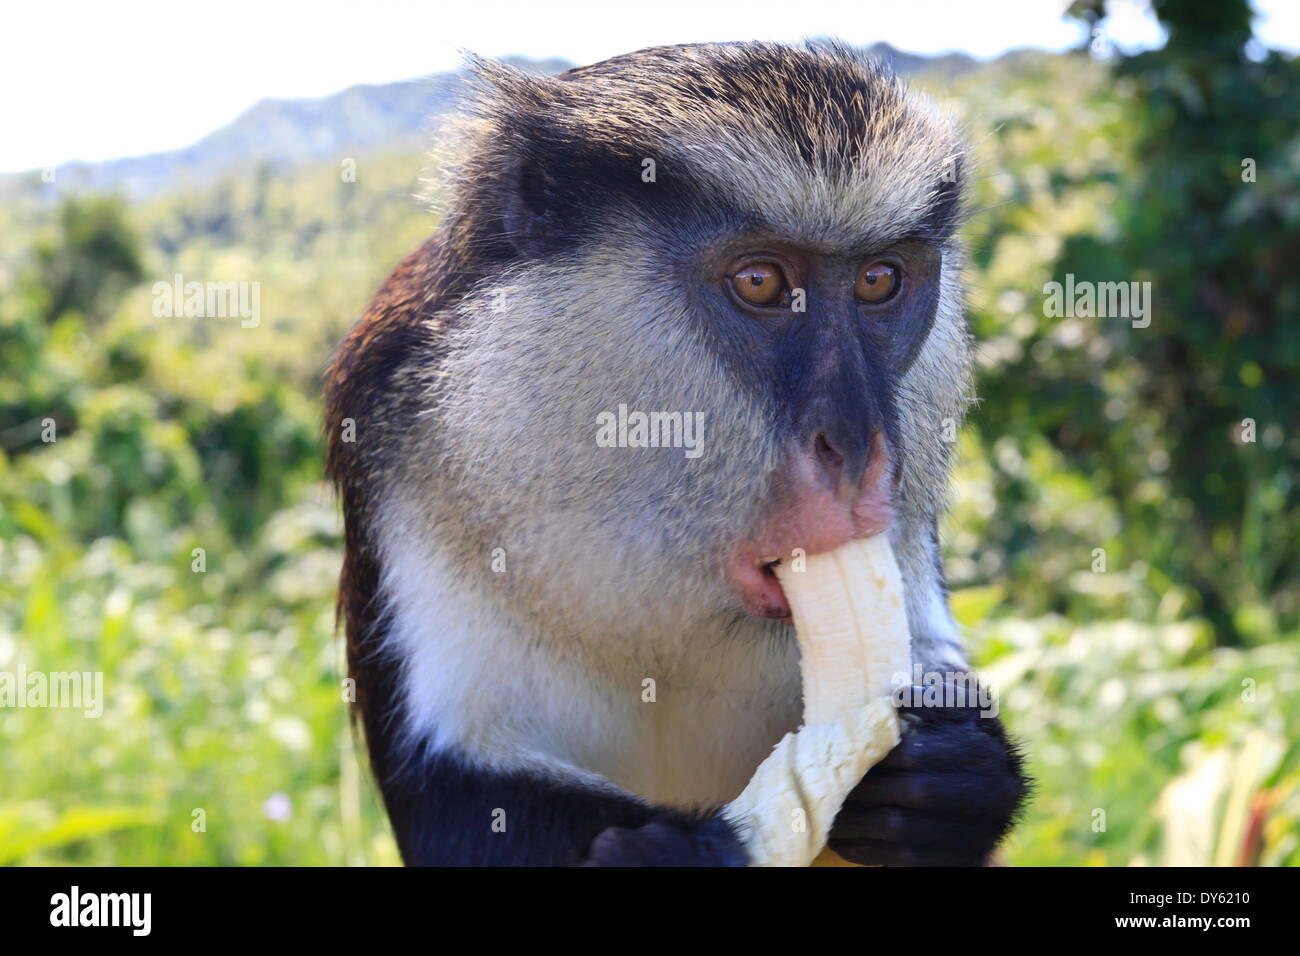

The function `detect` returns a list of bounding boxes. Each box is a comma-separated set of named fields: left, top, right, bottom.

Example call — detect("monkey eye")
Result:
left=855, top=261, right=900, bottom=304
left=729, top=261, right=788, bottom=307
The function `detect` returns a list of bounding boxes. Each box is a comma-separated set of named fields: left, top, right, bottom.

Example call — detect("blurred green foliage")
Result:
left=0, top=0, right=1296, bottom=865
left=1039, top=0, right=1300, bottom=643
left=0, top=153, right=425, bottom=866
left=24, top=197, right=145, bottom=325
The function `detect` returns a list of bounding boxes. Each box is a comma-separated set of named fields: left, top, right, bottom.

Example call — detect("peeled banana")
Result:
left=723, top=534, right=911, bottom=866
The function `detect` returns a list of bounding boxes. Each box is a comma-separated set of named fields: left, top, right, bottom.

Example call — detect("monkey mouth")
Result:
left=728, top=553, right=794, bottom=622
left=725, top=515, right=894, bottom=624
left=727, top=434, right=896, bottom=623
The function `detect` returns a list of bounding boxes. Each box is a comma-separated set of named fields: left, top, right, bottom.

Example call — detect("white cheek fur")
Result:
left=374, top=490, right=966, bottom=809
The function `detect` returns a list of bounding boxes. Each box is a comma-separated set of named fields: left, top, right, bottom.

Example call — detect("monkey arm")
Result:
left=822, top=527, right=1030, bottom=866
left=379, top=749, right=749, bottom=866
left=730, top=529, right=1028, bottom=868
left=827, top=685, right=1029, bottom=866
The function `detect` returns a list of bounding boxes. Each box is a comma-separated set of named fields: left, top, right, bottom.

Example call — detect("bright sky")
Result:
left=4, top=0, right=1296, bottom=173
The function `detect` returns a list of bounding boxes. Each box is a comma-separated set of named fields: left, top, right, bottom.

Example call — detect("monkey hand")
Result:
left=826, top=684, right=1028, bottom=866
left=579, top=814, right=749, bottom=867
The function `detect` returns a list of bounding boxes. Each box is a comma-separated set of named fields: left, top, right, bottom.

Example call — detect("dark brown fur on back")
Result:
left=325, top=235, right=452, bottom=785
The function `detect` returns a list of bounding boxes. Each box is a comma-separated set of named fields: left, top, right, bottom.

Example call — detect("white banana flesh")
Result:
left=723, top=534, right=912, bottom=867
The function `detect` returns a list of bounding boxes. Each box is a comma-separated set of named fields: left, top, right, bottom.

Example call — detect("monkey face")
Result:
left=417, top=41, right=972, bottom=636
left=684, top=238, right=948, bottom=619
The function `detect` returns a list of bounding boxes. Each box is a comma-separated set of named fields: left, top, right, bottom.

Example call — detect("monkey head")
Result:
left=394, top=41, right=972, bottom=644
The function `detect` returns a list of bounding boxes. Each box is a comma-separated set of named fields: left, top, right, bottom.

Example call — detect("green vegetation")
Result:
left=0, top=1, right=1296, bottom=865
left=0, top=153, right=424, bottom=866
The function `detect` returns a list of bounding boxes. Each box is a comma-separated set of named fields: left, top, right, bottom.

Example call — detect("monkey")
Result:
left=325, top=40, right=1028, bottom=866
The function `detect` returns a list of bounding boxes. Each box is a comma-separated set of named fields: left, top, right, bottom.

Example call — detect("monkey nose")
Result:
left=807, top=427, right=888, bottom=504
left=796, top=427, right=895, bottom=541
left=812, top=430, right=845, bottom=488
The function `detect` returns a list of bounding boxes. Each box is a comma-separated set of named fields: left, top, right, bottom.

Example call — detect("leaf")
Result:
left=0, top=803, right=160, bottom=864
left=949, top=585, right=1005, bottom=630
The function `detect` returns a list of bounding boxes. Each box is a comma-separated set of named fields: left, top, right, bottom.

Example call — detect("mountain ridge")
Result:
left=11, top=44, right=983, bottom=200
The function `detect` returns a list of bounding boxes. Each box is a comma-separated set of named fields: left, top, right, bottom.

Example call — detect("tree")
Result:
left=1056, top=0, right=1300, bottom=639
left=27, top=195, right=145, bottom=324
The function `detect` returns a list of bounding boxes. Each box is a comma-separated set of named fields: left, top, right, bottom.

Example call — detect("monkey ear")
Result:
left=498, top=153, right=564, bottom=254
left=462, top=54, right=567, bottom=255
left=919, top=152, right=967, bottom=238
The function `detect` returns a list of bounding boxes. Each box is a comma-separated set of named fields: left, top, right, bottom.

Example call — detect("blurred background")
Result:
left=0, top=0, right=1296, bottom=865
